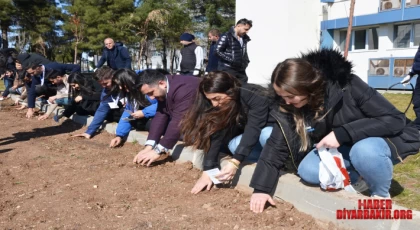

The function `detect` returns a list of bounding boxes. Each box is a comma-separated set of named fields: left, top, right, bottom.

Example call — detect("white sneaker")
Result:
left=371, top=195, right=391, bottom=199
left=351, top=177, right=369, bottom=193
left=0, top=97, right=4, bottom=101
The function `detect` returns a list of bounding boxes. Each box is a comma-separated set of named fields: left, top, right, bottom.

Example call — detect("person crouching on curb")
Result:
left=249, top=48, right=420, bottom=213
left=108, top=69, right=157, bottom=148
left=180, top=71, right=273, bottom=194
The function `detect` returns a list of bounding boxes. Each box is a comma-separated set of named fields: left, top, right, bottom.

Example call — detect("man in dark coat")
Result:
left=96, top=38, right=132, bottom=70
left=216, top=18, right=252, bottom=84
left=133, top=69, right=200, bottom=166
left=402, top=44, right=420, bottom=129
left=205, top=29, right=220, bottom=74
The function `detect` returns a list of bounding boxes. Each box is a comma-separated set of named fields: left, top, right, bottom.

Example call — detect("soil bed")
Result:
left=0, top=100, right=339, bottom=229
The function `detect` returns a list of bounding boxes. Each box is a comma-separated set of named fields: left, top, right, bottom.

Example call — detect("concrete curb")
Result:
left=12, top=94, right=420, bottom=230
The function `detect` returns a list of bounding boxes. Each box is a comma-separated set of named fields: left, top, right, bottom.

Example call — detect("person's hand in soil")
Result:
left=16, top=104, right=26, bottom=110
left=109, top=136, right=122, bottom=148
left=250, top=193, right=276, bottom=213
left=38, top=114, right=49, bottom=121
left=133, top=146, right=160, bottom=166
left=191, top=172, right=213, bottom=194
left=72, top=133, right=91, bottom=139
left=26, top=108, right=34, bottom=118
left=215, top=159, right=239, bottom=182
left=13, top=98, right=20, bottom=105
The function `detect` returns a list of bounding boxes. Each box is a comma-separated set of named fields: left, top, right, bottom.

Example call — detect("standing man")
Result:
left=133, top=69, right=200, bottom=166
left=177, top=33, right=203, bottom=76
left=96, top=38, right=132, bottom=70
left=402, top=44, right=420, bottom=129
left=205, top=29, right=220, bottom=74
left=216, top=18, right=252, bottom=84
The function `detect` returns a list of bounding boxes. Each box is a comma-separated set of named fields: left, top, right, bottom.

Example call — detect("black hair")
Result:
left=68, top=72, right=96, bottom=98
left=45, top=69, right=62, bottom=81
left=236, top=18, right=253, bottom=27
left=109, top=68, right=152, bottom=108
left=94, top=66, right=114, bottom=81
left=136, top=69, right=168, bottom=88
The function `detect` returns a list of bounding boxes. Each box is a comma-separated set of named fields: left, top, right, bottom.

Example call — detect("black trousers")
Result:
left=217, top=66, right=248, bottom=84
left=412, top=76, right=420, bottom=129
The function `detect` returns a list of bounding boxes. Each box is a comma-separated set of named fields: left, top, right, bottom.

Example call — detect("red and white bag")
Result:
left=318, top=147, right=357, bottom=192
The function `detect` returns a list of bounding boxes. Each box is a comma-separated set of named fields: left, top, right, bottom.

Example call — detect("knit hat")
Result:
left=180, top=33, right=195, bottom=42
left=17, top=53, right=51, bottom=70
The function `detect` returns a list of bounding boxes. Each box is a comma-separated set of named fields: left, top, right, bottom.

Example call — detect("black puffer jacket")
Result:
left=216, top=26, right=250, bottom=71
left=250, top=48, right=420, bottom=194
left=203, top=84, right=272, bottom=171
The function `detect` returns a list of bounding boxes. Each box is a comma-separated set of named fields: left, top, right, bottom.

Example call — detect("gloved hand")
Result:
left=401, top=74, right=412, bottom=86
left=193, top=70, right=200, bottom=76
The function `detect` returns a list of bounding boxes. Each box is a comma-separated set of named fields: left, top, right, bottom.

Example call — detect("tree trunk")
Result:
left=74, top=43, right=78, bottom=64
left=344, top=0, right=356, bottom=59
left=162, top=39, right=167, bottom=70
left=170, top=48, right=176, bottom=74
left=1, top=23, right=9, bottom=48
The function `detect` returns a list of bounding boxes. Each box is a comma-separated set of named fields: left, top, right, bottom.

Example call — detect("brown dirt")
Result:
left=0, top=100, right=340, bottom=230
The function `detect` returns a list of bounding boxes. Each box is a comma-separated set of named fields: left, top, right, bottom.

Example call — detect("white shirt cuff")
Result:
left=145, top=140, right=156, bottom=147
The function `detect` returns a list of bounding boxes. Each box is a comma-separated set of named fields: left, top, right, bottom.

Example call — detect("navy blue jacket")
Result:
left=27, top=63, right=81, bottom=108
left=96, top=42, right=131, bottom=70
left=206, top=41, right=219, bottom=72
left=411, top=45, right=420, bottom=75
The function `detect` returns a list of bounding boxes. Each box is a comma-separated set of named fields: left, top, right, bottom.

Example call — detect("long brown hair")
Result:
left=271, top=59, right=326, bottom=151
left=180, top=71, right=242, bottom=152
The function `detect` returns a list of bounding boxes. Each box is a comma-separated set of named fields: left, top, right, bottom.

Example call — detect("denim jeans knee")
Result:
left=228, top=126, right=273, bottom=162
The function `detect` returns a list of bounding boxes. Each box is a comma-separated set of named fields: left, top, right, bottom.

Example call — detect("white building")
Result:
left=236, top=0, right=420, bottom=88
left=236, top=0, right=323, bottom=85
left=321, top=0, right=420, bottom=89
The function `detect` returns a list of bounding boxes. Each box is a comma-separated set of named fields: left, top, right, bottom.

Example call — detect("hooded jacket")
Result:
left=411, top=45, right=420, bottom=75
left=250, top=48, right=420, bottom=194
left=216, top=26, right=250, bottom=71
left=96, top=42, right=131, bottom=70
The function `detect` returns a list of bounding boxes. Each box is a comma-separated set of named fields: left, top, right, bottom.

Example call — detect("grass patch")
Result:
left=383, top=93, right=420, bottom=210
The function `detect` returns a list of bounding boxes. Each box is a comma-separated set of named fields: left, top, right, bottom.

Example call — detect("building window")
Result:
left=352, top=28, right=378, bottom=50
left=339, top=30, right=351, bottom=51
left=394, top=59, right=414, bottom=77
left=393, top=24, right=411, bottom=48
left=354, top=30, right=366, bottom=49
left=369, top=59, right=390, bottom=76
left=414, top=23, right=420, bottom=46
left=406, top=0, right=420, bottom=7
left=380, top=0, right=402, bottom=11
left=368, top=28, right=379, bottom=50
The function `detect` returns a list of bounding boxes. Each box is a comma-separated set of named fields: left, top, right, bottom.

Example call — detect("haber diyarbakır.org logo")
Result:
left=337, top=199, right=413, bottom=220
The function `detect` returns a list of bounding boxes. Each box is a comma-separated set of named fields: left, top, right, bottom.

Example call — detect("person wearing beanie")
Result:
left=216, top=18, right=253, bottom=84
left=176, top=32, right=203, bottom=76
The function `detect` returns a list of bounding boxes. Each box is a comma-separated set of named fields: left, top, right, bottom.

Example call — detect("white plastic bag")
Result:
left=318, top=147, right=356, bottom=192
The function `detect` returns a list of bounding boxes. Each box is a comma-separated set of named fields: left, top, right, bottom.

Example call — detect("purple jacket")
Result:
left=147, top=75, right=200, bottom=149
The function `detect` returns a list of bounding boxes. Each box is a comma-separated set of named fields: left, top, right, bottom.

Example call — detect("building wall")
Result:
left=236, top=0, right=322, bottom=84
left=328, top=0, right=379, bottom=20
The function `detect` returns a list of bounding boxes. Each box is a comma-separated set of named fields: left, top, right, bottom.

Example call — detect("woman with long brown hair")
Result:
left=180, top=71, right=273, bottom=194
left=249, top=49, right=420, bottom=213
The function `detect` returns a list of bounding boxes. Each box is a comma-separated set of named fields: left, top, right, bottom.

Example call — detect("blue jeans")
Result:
left=228, top=126, right=273, bottom=162
left=55, top=98, right=70, bottom=106
left=2, top=78, right=14, bottom=97
left=297, top=137, right=397, bottom=197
